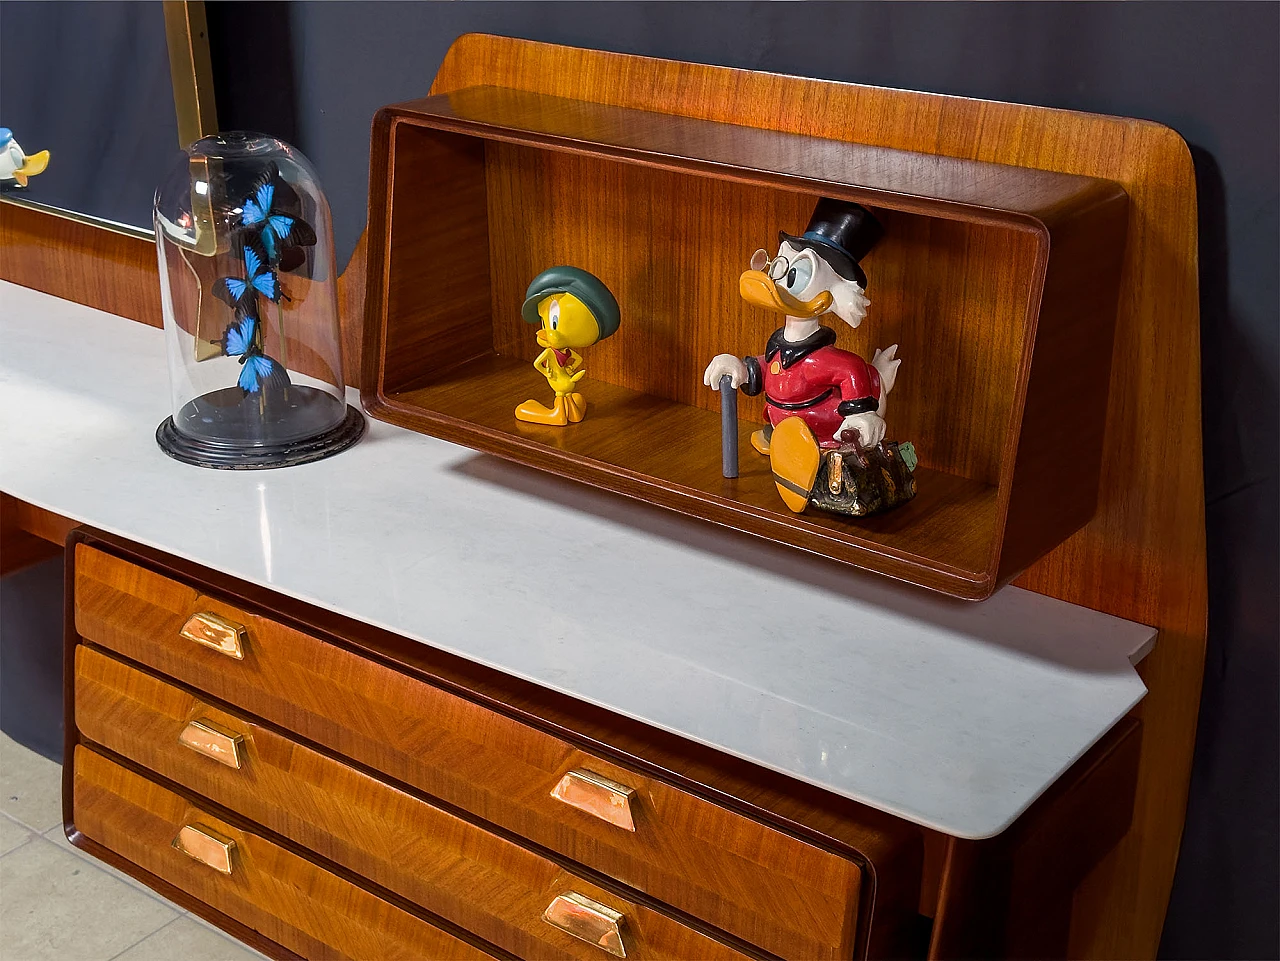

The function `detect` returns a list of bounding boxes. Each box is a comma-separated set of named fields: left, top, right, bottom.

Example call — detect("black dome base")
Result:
left=157, top=403, right=365, bottom=470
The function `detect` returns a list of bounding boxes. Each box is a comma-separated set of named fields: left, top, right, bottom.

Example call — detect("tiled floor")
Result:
left=0, top=732, right=267, bottom=961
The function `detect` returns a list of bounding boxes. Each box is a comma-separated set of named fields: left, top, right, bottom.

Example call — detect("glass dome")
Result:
left=153, top=132, right=363, bottom=468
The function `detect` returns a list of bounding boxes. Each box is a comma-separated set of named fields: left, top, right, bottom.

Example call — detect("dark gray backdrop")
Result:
left=1, top=3, right=1275, bottom=957
left=0, top=1, right=178, bottom=225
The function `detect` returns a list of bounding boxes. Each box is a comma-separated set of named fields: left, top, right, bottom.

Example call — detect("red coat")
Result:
left=743, top=327, right=881, bottom=449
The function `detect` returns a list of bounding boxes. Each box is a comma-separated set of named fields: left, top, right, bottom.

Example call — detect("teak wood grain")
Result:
left=367, top=36, right=1203, bottom=958
left=72, top=747, right=499, bottom=961
left=0, top=199, right=163, bottom=327
left=73, top=542, right=870, bottom=960
left=0, top=197, right=368, bottom=388
left=363, top=81, right=1129, bottom=600
left=74, top=646, right=760, bottom=961
left=0, top=492, right=74, bottom=575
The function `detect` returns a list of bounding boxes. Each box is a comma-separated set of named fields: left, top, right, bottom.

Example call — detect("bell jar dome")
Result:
left=153, top=132, right=363, bottom=468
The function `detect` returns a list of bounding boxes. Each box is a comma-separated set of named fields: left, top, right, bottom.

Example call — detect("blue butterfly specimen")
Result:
left=214, top=243, right=281, bottom=307
left=238, top=167, right=316, bottom=265
left=219, top=312, right=290, bottom=394
left=238, top=353, right=289, bottom=394
left=221, top=311, right=257, bottom=356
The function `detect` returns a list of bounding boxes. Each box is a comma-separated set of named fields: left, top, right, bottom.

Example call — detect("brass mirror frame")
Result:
left=162, top=0, right=219, bottom=147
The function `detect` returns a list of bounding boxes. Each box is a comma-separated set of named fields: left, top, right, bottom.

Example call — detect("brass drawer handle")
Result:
left=179, top=718, right=245, bottom=769
left=172, top=823, right=236, bottom=875
left=551, top=768, right=636, bottom=832
left=180, top=611, right=246, bottom=659
left=543, top=891, right=627, bottom=958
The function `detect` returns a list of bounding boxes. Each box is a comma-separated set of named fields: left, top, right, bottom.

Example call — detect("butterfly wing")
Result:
left=238, top=354, right=272, bottom=393
left=243, top=244, right=263, bottom=278
left=213, top=277, right=249, bottom=307
left=240, top=182, right=274, bottom=227
left=255, top=183, right=274, bottom=216
left=251, top=271, right=279, bottom=301
left=241, top=198, right=265, bottom=227
left=266, top=213, right=316, bottom=250
left=222, top=313, right=256, bottom=356
left=238, top=353, right=290, bottom=394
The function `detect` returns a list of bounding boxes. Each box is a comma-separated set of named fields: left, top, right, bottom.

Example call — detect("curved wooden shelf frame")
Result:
left=361, top=81, right=1130, bottom=600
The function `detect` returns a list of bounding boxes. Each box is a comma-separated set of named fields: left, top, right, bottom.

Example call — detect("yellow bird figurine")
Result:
left=515, top=266, right=621, bottom=426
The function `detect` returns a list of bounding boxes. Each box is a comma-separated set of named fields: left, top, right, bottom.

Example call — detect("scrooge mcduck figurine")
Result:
left=516, top=266, right=621, bottom=426
left=704, top=198, right=917, bottom=516
left=0, top=128, right=50, bottom=187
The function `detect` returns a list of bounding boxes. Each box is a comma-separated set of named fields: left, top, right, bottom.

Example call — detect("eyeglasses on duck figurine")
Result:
left=515, top=266, right=621, bottom=427
left=0, top=128, right=50, bottom=188
left=704, top=198, right=918, bottom=518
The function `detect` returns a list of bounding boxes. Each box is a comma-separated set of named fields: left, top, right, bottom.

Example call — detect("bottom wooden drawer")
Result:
left=70, top=747, right=498, bottom=961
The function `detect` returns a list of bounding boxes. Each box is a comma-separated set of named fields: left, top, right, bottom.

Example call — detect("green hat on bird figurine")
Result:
left=521, top=266, right=620, bottom=340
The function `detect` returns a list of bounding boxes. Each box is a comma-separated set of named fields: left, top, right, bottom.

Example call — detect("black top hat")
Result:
left=780, top=199, right=883, bottom=288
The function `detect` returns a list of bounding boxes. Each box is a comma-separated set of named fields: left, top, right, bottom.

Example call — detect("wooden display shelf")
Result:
left=363, top=70, right=1130, bottom=600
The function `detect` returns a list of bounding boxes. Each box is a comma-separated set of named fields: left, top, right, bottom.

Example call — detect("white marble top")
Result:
left=0, top=281, right=1154, bottom=839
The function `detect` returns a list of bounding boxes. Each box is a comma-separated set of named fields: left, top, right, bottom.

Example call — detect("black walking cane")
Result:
left=719, top=374, right=738, bottom=478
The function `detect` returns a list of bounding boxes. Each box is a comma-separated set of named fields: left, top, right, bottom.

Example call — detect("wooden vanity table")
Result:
left=0, top=35, right=1206, bottom=961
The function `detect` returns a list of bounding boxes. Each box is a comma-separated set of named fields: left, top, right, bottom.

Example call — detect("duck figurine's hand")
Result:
left=838, top=411, right=887, bottom=448
left=703, top=354, right=748, bottom=390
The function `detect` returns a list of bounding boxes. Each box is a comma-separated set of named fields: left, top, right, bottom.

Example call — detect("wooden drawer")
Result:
left=75, top=543, right=864, bottom=960
left=70, top=746, right=497, bottom=961
left=75, top=646, right=755, bottom=961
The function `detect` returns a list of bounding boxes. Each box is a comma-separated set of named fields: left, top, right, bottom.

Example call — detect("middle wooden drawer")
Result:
left=75, top=645, right=752, bottom=961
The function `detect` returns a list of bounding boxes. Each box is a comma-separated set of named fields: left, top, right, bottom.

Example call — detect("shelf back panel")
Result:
left=480, top=140, right=1039, bottom=487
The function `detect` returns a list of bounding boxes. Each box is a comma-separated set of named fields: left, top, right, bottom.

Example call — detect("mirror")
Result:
left=0, top=0, right=199, bottom=230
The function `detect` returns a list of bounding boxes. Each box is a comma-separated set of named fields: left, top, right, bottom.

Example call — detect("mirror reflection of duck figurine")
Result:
left=704, top=199, right=917, bottom=517
left=515, top=266, right=620, bottom=426
left=0, top=128, right=50, bottom=187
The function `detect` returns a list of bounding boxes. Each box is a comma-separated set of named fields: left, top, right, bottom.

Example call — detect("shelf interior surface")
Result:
left=382, top=352, right=1001, bottom=589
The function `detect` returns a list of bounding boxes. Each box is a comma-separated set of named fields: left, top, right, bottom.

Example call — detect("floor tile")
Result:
left=0, top=731, right=63, bottom=832
left=182, top=907, right=272, bottom=956
left=0, top=835, right=178, bottom=960
left=42, top=823, right=176, bottom=903
left=0, top=811, right=34, bottom=856
left=113, top=916, right=268, bottom=961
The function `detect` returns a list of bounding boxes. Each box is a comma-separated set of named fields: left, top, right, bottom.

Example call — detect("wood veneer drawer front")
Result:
left=75, top=647, right=755, bottom=961
left=74, top=544, right=864, bottom=960
left=70, top=747, right=496, bottom=961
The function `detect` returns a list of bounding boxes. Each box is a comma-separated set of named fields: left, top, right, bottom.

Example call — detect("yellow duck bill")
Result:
left=13, top=149, right=50, bottom=186
left=738, top=270, right=833, bottom=317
